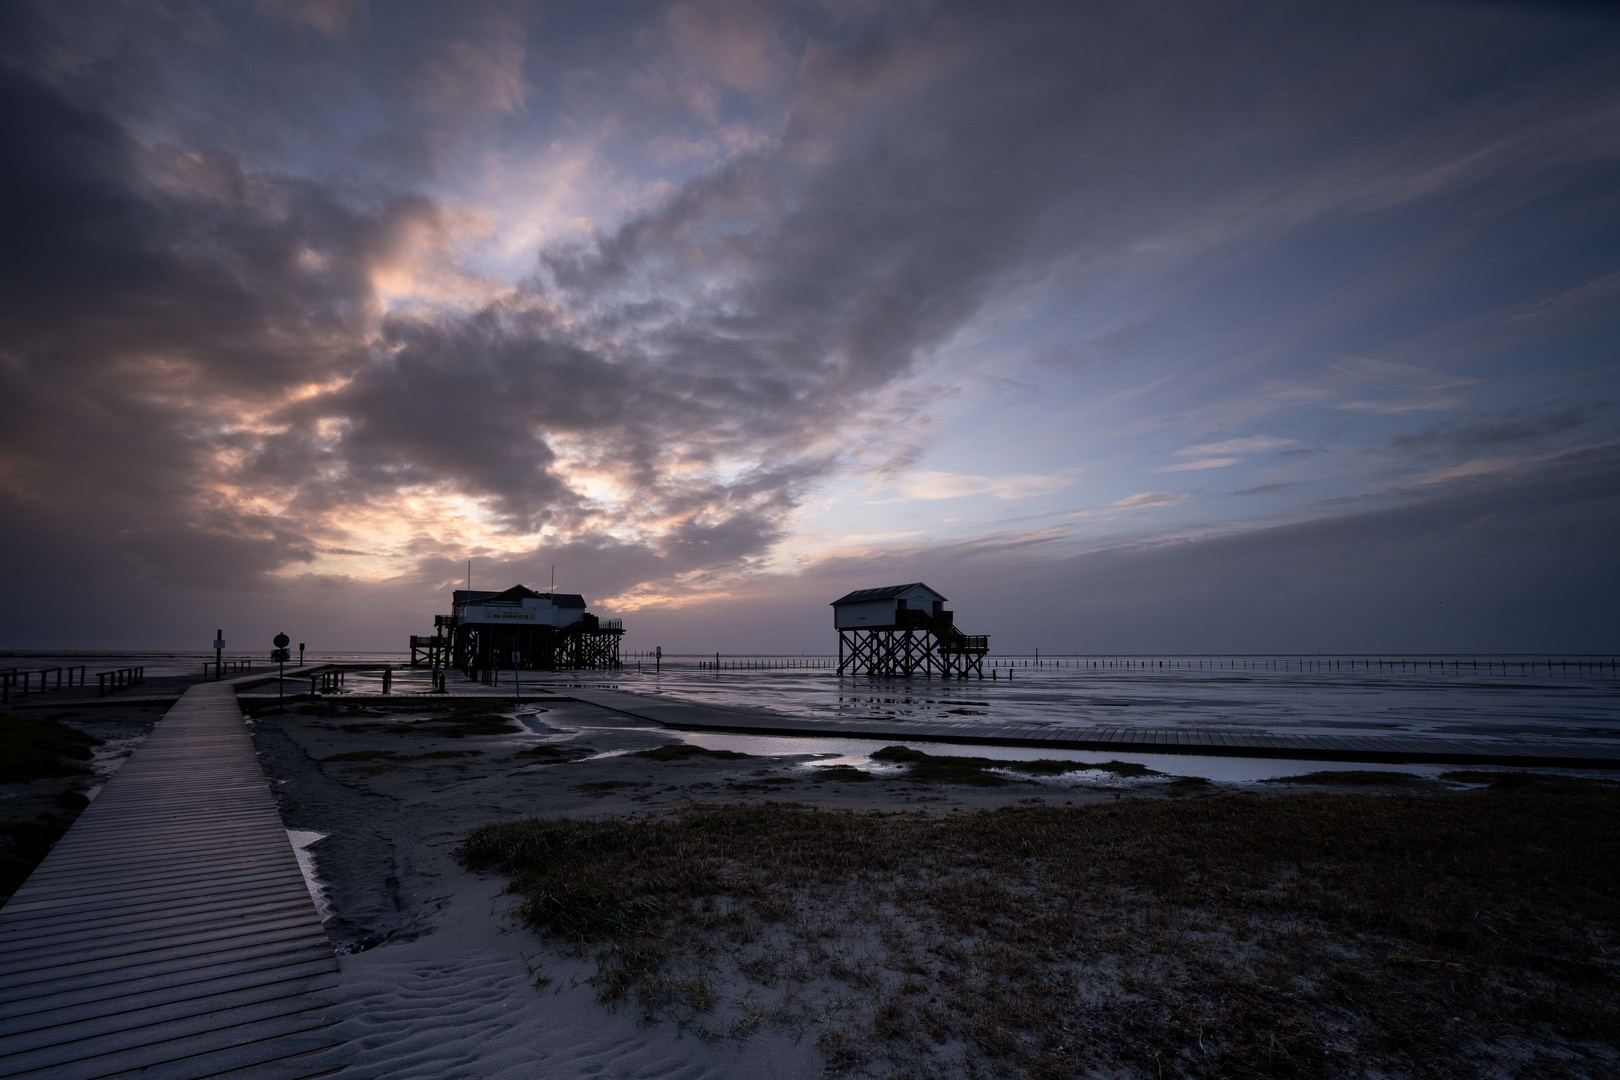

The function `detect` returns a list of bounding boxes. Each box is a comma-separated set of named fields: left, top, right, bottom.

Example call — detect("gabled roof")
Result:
left=479, top=585, right=547, bottom=604
left=829, top=583, right=946, bottom=606
left=461, top=585, right=589, bottom=608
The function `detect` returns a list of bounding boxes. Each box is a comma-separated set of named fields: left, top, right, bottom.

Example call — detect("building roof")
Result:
left=456, top=585, right=588, bottom=608
left=829, top=583, right=946, bottom=606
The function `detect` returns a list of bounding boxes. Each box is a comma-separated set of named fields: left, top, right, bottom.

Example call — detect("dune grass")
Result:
left=463, top=778, right=1620, bottom=1078
left=0, top=711, right=99, bottom=783
left=867, top=745, right=1161, bottom=786
left=1264, top=770, right=1419, bottom=786
left=634, top=743, right=750, bottom=762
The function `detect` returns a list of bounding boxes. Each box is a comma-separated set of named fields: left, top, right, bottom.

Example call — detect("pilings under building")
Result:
left=410, top=584, right=623, bottom=674
left=833, top=582, right=989, bottom=678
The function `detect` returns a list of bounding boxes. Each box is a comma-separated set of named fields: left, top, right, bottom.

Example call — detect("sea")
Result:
left=7, top=650, right=1618, bottom=746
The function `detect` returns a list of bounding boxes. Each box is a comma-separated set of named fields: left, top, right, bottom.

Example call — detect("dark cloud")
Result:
left=1229, top=483, right=1305, bottom=496
left=1387, top=404, right=1612, bottom=457
left=3, top=0, right=1619, bottom=650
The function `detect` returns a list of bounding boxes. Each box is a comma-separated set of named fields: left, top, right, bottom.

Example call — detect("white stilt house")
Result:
left=831, top=583, right=988, bottom=678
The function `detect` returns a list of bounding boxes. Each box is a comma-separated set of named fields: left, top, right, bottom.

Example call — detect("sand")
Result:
left=245, top=691, right=1523, bottom=1077
left=246, top=692, right=1183, bottom=1076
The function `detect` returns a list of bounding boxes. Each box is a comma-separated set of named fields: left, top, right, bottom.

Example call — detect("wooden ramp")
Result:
left=555, top=685, right=1620, bottom=769
left=0, top=679, right=339, bottom=1079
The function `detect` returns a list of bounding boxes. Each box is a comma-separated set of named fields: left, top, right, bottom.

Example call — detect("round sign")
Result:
left=273, top=632, right=290, bottom=648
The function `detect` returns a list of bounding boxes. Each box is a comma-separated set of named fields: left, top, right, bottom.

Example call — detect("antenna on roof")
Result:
left=467, top=559, right=471, bottom=596
left=550, top=564, right=555, bottom=595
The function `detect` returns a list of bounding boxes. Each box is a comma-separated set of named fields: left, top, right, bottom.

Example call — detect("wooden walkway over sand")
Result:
left=555, top=685, right=1620, bottom=769
left=0, top=676, right=339, bottom=1079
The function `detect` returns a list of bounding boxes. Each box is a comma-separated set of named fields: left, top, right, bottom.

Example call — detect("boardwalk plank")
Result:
left=0, top=951, right=339, bottom=1025
left=0, top=932, right=332, bottom=1006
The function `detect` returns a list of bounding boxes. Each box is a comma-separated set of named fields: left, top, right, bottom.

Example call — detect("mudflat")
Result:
left=248, top=694, right=1620, bottom=1079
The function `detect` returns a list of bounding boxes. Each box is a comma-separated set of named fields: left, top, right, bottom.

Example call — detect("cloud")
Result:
left=1177, top=436, right=1296, bottom=456
left=1229, top=483, right=1305, bottom=496
left=1110, top=491, right=1187, bottom=509
left=886, top=469, right=1082, bottom=502
left=1155, top=457, right=1241, bottom=472
left=1388, top=405, right=1609, bottom=458
left=1332, top=358, right=1478, bottom=415
left=1513, top=270, right=1620, bottom=322
left=254, top=0, right=364, bottom=35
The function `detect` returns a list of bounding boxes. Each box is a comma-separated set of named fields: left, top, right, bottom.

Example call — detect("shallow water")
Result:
left=11, top=649, right=1617, bottom=746
left=533, top=718, right=1452, bottom=783
left=570, top=655, right=1620, bottom=744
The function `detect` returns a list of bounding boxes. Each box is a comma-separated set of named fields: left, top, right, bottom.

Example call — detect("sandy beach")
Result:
left=240, top=691, right=1619, bottom=1078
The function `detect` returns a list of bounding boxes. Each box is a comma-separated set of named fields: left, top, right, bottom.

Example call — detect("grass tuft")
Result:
left=634, top=743, right=750, bottom=761
left=515, top=744, right=596, bottom=762
left=868, top=745, right=1114, bottom=785
left=811, top=765, right=876, bottom=783
left=1265, top=770, right=1418, bottom=785
left=0, top=712, right=99, bottom=783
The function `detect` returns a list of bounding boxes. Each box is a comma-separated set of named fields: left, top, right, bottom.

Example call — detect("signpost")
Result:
left=512, top=649, right=521, bottom=706
left=656, top=645, right=662, bottom=674
left=298, top=642, right=305, bottom=666
left=213, top=630, right=225, bottom=680
left=272, top=633, right=291, bottom=713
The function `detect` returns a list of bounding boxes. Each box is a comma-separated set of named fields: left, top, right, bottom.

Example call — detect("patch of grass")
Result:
left=869, top=745, right=1031, bottom=786
left=320, top=748, right=484, bottom=765
left=1437, top=770, right=1605, bottom=792
left=1165, top=774, right=1211, bottom=795
left=320, top=750, right=400, bottom=763
left=515, top=744, right=596, bottom=763
left=726, top=777, right=797, bottom=792
left=811, top=765, right=876, bottom=783
left=0, top=712, right=99, bottom=783
left=634, top=743, right=750, bottom=762
left=464, top=784, right=1620, bottom=1078
left=572, top=780, right=649, bottom=796
left=409, top=713, right=518, bottom=738
left=1265, top=770, right=1418, bottom=785
left=868, top=745, right=1123, bottom=784
left=1085, top=759, right=1160, bottom=777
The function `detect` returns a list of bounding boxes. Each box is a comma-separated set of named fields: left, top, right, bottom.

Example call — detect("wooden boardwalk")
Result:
left=0, top=678, right=340, bottom=1079
left=556, top=685, right=1620, bottom=768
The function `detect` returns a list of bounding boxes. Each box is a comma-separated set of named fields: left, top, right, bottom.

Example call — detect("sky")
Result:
left=2, top=0, right=1618, bottom=655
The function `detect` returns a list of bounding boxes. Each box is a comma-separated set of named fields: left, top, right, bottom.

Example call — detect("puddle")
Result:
left=576, top=725, right=1449, bottom=782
